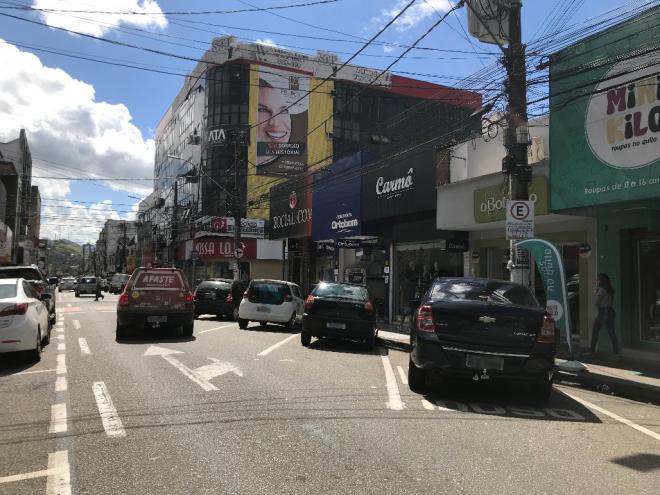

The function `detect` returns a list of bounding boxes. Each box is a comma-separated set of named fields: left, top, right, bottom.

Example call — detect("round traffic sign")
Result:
left=509, top=201, right=531, bottom=220
left=233, top=247, right=244, bottom=259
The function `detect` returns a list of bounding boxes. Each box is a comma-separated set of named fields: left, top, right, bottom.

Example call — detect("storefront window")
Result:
left=394, top=241, right=463, bottom=323
left=639, top=240, right=660, bottom=343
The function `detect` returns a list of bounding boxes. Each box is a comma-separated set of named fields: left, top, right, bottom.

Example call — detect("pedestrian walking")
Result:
left=589, top=273, right=619, bottom=360
left=94, top=277, right=104, bottom=301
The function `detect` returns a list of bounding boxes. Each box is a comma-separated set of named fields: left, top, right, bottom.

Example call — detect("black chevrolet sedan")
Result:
left=301, top=282, right=377, bottom=349
left=409, top=277, right=557, bottom=400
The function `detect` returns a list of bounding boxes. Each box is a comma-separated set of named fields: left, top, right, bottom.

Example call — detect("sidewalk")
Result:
left=376, top=325, right=660, bottom=404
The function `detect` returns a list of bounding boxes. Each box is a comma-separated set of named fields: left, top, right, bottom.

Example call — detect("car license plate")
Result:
left=465, top=354, right=504, bottom=371
left=326, top=322, right=346, bottom=330
left=205, top=293, right=216, bottom=299
left=256, top=306, right=271, bottom=313
left=147, top=316, right=167, bottom=323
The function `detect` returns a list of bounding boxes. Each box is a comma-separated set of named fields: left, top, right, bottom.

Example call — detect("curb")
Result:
left=377, top=330, right=410, bottom=352
left=555, top=370, right=660, bottom=405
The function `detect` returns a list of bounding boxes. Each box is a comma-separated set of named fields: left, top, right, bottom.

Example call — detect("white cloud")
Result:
left=255, top=38, right=278, bottom=47
left=0, top=40, right=154, bottom=197
left=32, top=0, right=167, bottom=37
left=369, top=0, right=451, bottom=33
left=40, top=200, right=121, bottom=244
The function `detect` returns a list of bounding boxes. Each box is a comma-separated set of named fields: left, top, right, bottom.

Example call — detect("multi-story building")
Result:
left=81, top=243, right=95, bottom=275
left=0, top=129, right=33, bottom=264
left=95, top=220, right=137, bottom=276
left=147, top=36, right=480, bottom=291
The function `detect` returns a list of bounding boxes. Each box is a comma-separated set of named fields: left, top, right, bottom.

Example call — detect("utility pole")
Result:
left=503, top=0, right=531, bottom=284
left=171, top=179, right=178, bottom=268
left=233, top=138, right=242, bottom=282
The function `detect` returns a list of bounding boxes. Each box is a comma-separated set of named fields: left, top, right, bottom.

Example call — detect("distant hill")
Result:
left=47, top=239, right=83, bottom=276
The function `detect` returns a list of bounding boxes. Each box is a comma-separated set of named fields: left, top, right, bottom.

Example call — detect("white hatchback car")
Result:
left=238, top=279, right=304, bottom=330
left=0, top=278, right=51, bottom=362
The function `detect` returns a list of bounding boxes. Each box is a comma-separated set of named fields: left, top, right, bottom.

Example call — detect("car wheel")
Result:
left=259, top=321, right=267, bottom=327
left=29, top=328, right=42, bottom=363
left=42, top=324, right=51, bottom=345
left=364, top=332, right=376, bottom=350
left=194, top=312, right=200, bottom=319
left=183, top=322, right=194, bottom=337
left=232, top=307, right=239, bottom=321
left=408, top=358, right=427, bottom=392
left=531, top=379, right=553, bottom=402
left=285, top=313, right=296, bottom=331
left=115, top=323, right=129, bottom=340
left=238, top=319, right=248, bottom=330
left=75, top=292, right=80, bottom=298
left=301, top=331, right=311, bottom=347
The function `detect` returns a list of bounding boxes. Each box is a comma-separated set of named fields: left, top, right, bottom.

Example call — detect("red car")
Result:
left=116, top=267, right=195, bottom=339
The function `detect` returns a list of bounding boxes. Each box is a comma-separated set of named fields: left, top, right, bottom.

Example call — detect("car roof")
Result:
left=251, top=279, right=295, bottom=285
left=431, top=277, right=528, bottom=289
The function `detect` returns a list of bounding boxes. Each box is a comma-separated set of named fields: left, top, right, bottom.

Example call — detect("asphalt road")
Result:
left=1, top=291, right=659, bottom=494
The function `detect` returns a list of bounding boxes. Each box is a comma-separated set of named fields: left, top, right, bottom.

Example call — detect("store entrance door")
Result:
left=639, top=239, right=660, bottom=344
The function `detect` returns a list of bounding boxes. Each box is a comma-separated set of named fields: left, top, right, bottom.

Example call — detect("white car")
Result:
left=0, top=278, right=51, bottom=362
left=237, top=279, right=304, bottom=330
left=60, top=277, right=76, bottom=291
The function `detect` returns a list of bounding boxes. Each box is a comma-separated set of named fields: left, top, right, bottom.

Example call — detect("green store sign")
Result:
left=549, top=9, right=660, bottom=210
left=474, top=176, right=548, bottom=223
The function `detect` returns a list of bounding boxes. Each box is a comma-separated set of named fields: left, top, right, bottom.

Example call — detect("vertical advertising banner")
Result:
left=256, top=67, right=309, bottom=176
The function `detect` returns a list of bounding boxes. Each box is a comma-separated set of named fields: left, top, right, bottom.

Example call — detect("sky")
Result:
left=0, top=0, right=642, bottom=244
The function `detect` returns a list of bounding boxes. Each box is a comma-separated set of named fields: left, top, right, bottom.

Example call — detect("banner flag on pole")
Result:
left=516, top=238, right=573, bottom=357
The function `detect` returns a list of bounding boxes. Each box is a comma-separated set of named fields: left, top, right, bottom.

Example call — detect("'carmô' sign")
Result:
left=549, top=10, right=660, bottom=210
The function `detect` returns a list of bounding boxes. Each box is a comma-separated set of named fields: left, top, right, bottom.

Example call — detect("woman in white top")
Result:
left=590, top=273, right=619, bottom=358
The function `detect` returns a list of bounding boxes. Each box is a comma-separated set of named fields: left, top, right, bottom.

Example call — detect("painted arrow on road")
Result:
left=142, top=346, right=242, bottom=391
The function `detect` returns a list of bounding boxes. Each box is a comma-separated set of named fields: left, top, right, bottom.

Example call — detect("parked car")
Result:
left=194, top=278, right=242, bottom=319
left=60, top=277, right=76, bottom=291
left=408, top=277, right=556, bottom=401
left=301, top=282, right=377, bottom=349
left=48, top=276, right=59, bottom=287
left=237, top=279, right=303, bottom=330
left=0, top=278, right=51, bottom=362
left=75, top=276, right=98, bottom=297
left=109, top=273, right=130, bottom=294
left=116, top=267, right=195, bottom=339
left=0, top=265, right=56, bottom=324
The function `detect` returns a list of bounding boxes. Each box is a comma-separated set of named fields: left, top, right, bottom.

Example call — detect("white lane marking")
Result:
left=0, top=469, right=57, bottom=484
left=78, top=338, right=91, bottom=355
left=66, top=304, right=71, bottom=307
left=55, top=376, right=67, bottom=392
left=257, top=333, right=300, bottom=357
left=57, top=334, right=64, bottom=341
left=563, top=391, right=660, bottom=441
left=142, top=346, right=219, bottom=392
left=421, top=399, right=435, bottom=410
left=396, top=365, right=408, bottom=385
left=72, top=320, right=80, bottom=329
left=92, top=381, right=126, bottom=438
left=49, top=403, right=67, bottom=434
left=379, top=348, right=404, bottom=411
left=46, top=450, right=71, bottom=495
left=198, top=323, right=235, bottom=334
left=99, top=310, right=116, bottom=313
left=57, top=343, right=65, bottom=351
left=12, top=368, right=56, bottom=375
left=56, top=354, right=66, bottom=375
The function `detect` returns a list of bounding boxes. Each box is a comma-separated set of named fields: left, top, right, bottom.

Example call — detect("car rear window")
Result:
left=250, top=282, right=290, bottom=304
left=133, top=271, right=184, bottom=290
left=81, top=277, right=96, bottom=284
left=430, top=279, right=539, bottom=307
left=198, top=281, right=231, bottom=290
left=0, top=268, right=41, bottom=281
left=312, top=282, right=369, bottom=302
left=0, top=284, right=17, bottom=299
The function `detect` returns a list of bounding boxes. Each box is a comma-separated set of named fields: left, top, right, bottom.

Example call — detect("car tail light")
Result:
left=538, top=312, right=555, bottom=343
left=0, top=303, right=28, bottom=317
left=304, top=295, right=315, bottom=311
left=185, top=292, right=194, bottom=303
left=416, top=304, right=435, bottom=333
left=226, top=293, right=233, bottom=304
left=34, top=284, right=45, bottom=295
left=119, top=293, right=129, bottom=304
left=243, top=289, right=250, bottom=299
left=284, top=294, right=293, bottom=302
left=364, top=301, right=374, bottom=315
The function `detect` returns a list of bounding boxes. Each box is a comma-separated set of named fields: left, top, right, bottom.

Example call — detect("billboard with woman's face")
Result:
left=256, top=67, right=309, bottom=176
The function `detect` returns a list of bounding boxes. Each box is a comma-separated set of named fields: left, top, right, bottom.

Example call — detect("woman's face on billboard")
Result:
left=257, top=86, right=291, bottom=144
